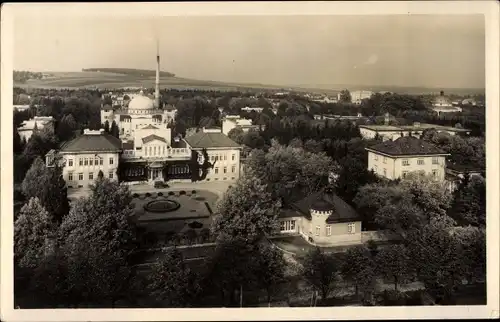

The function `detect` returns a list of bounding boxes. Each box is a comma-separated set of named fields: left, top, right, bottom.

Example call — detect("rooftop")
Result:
left=185, top=131, right=241, bottom=149
left=142, top=134, right=167, bottom=144
left=60, top=131, right=122, bottom=153
left=283, top=190, right=361, bottom=223
left=366, top=136, right=447, bottom=156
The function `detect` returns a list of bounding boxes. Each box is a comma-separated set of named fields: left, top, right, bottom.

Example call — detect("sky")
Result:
left=13, top=14, right=485, bottom=89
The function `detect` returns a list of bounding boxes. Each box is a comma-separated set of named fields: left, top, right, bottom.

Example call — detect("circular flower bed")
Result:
left=143, top=199, right=181, bottom=213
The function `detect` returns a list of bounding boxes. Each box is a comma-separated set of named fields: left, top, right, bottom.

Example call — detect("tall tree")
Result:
left=302, top=247, right=338, bottom=300
left=212, top=170, right=281, bottom=242
left=340, top=245, right=375, bottom=297
left=14, top=198, right=56, bottom=269
left=339, top=89, right=352, bottom=103
left=374, top=244, right=411, bottom=291
left=110, top=120, right=120, bottom=138
left=449, top=176, right=486, bottom=227
left=103, top=120, right=110, bottom=133
left=255, top=243, right=286, bottom=305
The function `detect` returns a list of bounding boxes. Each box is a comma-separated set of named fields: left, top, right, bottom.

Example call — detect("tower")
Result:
left=154, top=38, right=161, bottom=109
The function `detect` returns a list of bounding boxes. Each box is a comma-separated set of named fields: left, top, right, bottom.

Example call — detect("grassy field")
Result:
left=15, top=71, right=318, bottom=93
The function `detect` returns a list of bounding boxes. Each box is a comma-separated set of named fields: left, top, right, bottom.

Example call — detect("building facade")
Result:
left=365, top=136, right=449, bottom=181
left=222, top=115, right=260, bottom=135
left=18, top=116, right=55, bottom=141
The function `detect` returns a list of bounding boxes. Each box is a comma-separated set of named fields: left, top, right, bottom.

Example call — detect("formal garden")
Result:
left=131, top=189, right=220, bottom=249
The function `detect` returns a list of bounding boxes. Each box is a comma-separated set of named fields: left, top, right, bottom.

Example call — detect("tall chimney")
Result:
left=155, top=38, right=160, bottom=109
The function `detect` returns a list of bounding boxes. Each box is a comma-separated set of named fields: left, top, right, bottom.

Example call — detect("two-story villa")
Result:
left=365, top=136, right=450, bottom=181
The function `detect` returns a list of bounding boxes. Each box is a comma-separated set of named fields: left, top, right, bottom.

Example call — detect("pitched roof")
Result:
left=288, top=190, right=361, bottom=223
left=142, top=134, right=167, bottom=144
left=184, top=131, right=241, bottom=149
left=366, top=136, right=447, bottom=156
left=122, top=140, right=134, bottom=150
left=142, top=124, right=159, bottom=130
left=60, top=133, right=122, bottom=153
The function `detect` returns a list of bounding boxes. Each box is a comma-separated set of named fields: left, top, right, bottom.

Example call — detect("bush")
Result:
left=179, top=190, right=186, bottom=195
left=164, top=231, right=176, bottom=244
left=185, top=229, right=198, bottom=245
left=168, top=191, right=175, bottom=196
left=200, top=228, right=211, bottom=243
left=132, top=193, right=140, bottom=198
left=145, top=192, right=151, bottom=198
left=191, top=190, right=197, bottom=194
left=157, top=192, right=163, bottom=197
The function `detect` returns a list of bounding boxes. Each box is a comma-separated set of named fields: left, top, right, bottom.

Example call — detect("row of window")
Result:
left=208, top=165, right=236, bottom=174
left=374, top=155, right=440, bottom=166
left=205, top=154, right=237, bottom=162
left=402, top=170, right=439, bottom=179
left=68, top=157, right=114, bottom=167
left=279, top=220, right=356, bottom=235
left=68, top=171, right=114, bottom=181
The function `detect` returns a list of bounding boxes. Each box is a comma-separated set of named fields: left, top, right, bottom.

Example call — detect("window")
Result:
left=94, top=157, right=99, bottom=165
left=207, top=168, right=211, bottom=174
left=223, top=167, right=227, bottom=174
left=374, top=165, right=378, bottom=173
left=215, top=167, right=219, bottom=174
left=383, top=168, right=387, bottom=176
left=68, top=159, right=73, bottom=167
left=347, top=223, right=356, bottom=234
left=326, top=225, right=332, bottom=236
left=100, top=158, right=103, bottom=165
left=109, top=157, right=114, bottom=165
left=232, top=154, right=235, bottom=161
left=79, top=158, right=83, bottom=166
left=109, top=171, right=113, bottom=179
left=231, top=165, right=236, bottom=173
left=215, top=156, right=219, bottom=161
left=89, top=172, right=94, bottom=180
left=315, top=226, right=321, bottom=236
left=84, top=158, right=88, bottom=166
left=68, top=173, right=73, bottom=181
left=374, top=154, right=378, bottom=161
left=154, top=146, right=157, bottom=155
left=78, top=173, right=83, bottom=181
left=383, top=157, right=387, bottom=164
left=402, top=159, right=410, bottom=166
left=224, top=155, right=227, bottom=161
left=89, top=158, right=93, bottom=166
left=402, top=171, right=408, bottom=178
left=417, top=159, right=424, bottom=165
left=432, top=169, right=438, bottom=179
left=432, top=157, right=439, bottom=165
left=280, top=220, right=296, bottom=232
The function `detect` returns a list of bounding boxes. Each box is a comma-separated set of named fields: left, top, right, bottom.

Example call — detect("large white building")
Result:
left=222, top=115, right=260, bottom=135
left=365, top=136, right=449, bottom=181
left=46, top=47, right=242, bottom=188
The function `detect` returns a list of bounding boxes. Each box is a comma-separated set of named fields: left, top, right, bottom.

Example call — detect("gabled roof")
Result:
left=60, top=133, right=122, bottom=153
left=366, top=136, right=447, bottom=156
left=286, top=190, right=361, bottom=223
left=142, top=124, right=159, bottom=130
left=142, top=134, right=167, bottom=144
left=184, top=131, right=241, bottom=149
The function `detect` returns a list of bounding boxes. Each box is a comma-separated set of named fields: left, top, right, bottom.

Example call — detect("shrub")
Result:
left=179, top=190, right=186, bottom=195
left=157, top=192, right=163, bottom=197
left=191, top=190, right=197, bottom=194
left=200, top=228, right=211, bottom=243
left=164, top=231, right=176, bottom=244
left=168, top=191, right=175, bottom=196
left=145, top=192, right=151, bottom=198
left=132, top=193, right=140, bottom=198
left=185, top=229, right=198, bottom=245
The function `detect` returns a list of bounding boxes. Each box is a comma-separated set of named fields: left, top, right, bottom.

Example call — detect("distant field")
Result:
left=14, top=71, right=311, bottom=92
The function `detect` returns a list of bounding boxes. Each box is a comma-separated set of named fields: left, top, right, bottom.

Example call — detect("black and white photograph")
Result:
left=1, top=2, right=499, bottom=321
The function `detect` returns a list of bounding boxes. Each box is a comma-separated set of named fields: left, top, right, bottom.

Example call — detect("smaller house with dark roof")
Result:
left=366, top=136, right=450, bottom=181
left=45, top=129, right=122, bottom=188
left=278, top=188, right=363, bottom=246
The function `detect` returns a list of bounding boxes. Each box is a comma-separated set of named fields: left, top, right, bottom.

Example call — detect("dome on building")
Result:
left=128, top=95, right=154, bottom=111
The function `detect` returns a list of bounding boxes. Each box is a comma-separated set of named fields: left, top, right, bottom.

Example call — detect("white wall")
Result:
left=61, top=152, right=120, bottom=188
left=201, top=148, right=241, bottom=182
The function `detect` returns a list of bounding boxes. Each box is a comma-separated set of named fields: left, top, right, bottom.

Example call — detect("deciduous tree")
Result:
left=302, top=247, right=338, bottom=300
left=374, top=244, right=411, bottom=291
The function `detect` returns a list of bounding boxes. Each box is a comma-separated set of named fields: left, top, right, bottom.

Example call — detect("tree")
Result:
left=110, top=120, right=120, bottom=138
left=227, top=127, right=245, bottom=145
left=339, top=89, right=351, bottom=103
left=14, top=127, right=24, bottom=154
left=22, top=157, right=69, bottom=223
left=57, top=114, right=77, bottom=142
left=449, top=176, right=486, bottom=227
left=14, top=198, right=56, bottom=269
left=374, top=244, right=411, bottom=291
left=103, top=120, right=110, bottom=133
left=147, top=248, right=201, bottom=307
left=302, top=247, right=338, bottom=300
left=255, top=244, right=286, bottom=304
left=212, top=170, right=281, bottom=242
left=340, top=246, right=374, bottom=297
left=335, top=156, right=379, bottom=207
